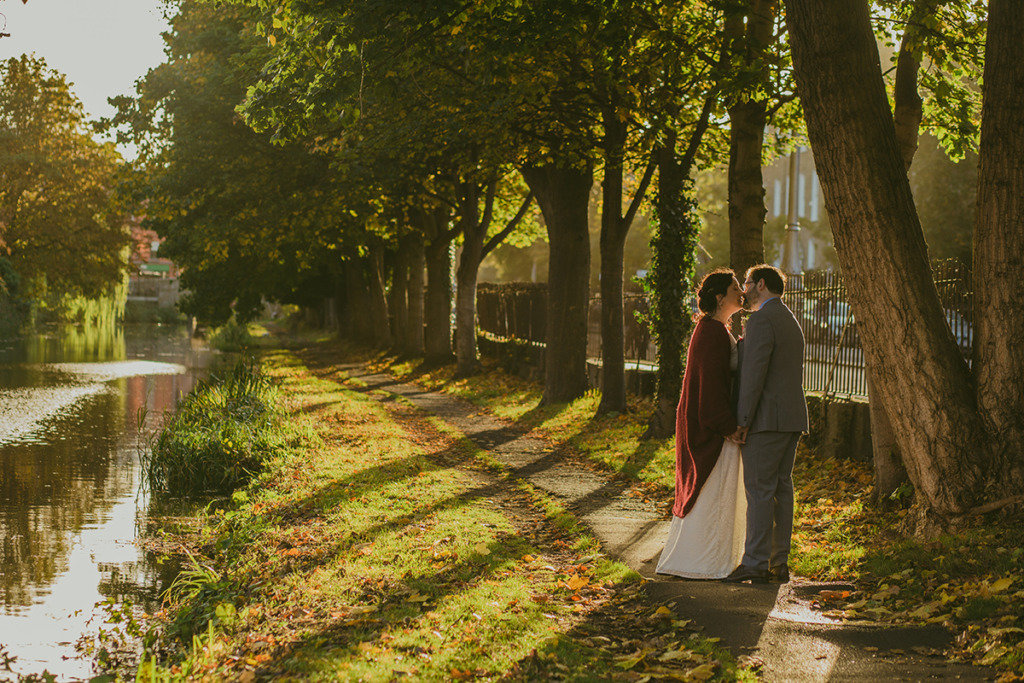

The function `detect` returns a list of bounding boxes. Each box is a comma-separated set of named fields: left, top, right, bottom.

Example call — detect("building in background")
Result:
left=762, top=146, right=834, bottom=272
left=127, top=220, right=182, bottom=315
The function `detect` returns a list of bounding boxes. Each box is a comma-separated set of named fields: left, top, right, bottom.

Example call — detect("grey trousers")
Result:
left=740, top=431, right=800, bottom=570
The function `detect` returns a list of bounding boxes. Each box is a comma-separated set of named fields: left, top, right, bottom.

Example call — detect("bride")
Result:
left=657, top=269, right=747, bottom=579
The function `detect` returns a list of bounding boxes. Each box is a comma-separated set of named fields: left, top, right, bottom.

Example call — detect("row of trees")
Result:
left=116, top=0, right=1024, bottom=531
left=1, top=55, right=129, bottom=322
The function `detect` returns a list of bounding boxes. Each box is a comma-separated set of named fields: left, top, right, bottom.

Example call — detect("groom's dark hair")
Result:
left=746, top=264, right=786, bottom=295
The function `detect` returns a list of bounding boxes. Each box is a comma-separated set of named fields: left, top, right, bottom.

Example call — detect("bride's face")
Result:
left=717, top=278, right=744, bottom=317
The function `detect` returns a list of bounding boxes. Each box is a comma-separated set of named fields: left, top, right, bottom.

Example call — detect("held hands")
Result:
left=727, top=426, right=749, bottom=445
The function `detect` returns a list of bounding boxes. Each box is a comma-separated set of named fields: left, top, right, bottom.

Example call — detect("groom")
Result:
left=725, top=264, right=808, bottom=585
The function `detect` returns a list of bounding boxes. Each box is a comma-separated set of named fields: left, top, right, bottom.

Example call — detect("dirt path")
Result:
left=309, top=353, right=990, bottom=681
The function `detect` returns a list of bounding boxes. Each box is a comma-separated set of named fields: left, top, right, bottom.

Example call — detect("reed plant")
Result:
left=208, top=318, right=252, bottom=351
left=142, top=357, right=282, bottom=494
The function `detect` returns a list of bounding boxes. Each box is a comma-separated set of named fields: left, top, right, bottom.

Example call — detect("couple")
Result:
left=657, top=264, right=808, bottom=584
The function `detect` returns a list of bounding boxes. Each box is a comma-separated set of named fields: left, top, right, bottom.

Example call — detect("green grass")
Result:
left=142, top=357, right=284, bottom=494
left=365, top=343, right=1024, bottom=674
left=140, top=349, right=748, bottom=681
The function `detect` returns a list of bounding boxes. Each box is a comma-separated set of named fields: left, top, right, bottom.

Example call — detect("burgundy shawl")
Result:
left=673, top=317, right=738, bottom=518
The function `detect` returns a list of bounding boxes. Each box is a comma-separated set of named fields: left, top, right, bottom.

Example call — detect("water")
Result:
left=0, top=324, right=214, bottom=680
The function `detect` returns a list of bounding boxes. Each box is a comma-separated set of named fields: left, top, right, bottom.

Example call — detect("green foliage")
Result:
left=0, top=257, right=30, bottom=333
left=643, top=177, right=702, bottom=404
left=208, top=318, right=254, bottom=352
left=108, top=1, right=347, bottom=326
left=874, top=0, right=986, bottom=160
left=0, top=56, right=130, bottom=303
left=142, top=358, right=282, bottom=495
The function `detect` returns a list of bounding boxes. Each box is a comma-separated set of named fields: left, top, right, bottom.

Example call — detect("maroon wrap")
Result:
left=673, top=317, right=738, bottom=518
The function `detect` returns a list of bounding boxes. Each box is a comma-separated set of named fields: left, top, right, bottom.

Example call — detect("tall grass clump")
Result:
left=208, top=318, right=252, bottom=352
left=143, top=358, right=282, bottom=494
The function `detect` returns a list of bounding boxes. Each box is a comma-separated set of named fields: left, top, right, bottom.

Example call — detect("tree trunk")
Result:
left=407, top=232, right=426, bottom=356
left=344, top=256, right=373, bottom=342
left=647, top=133, right=702, bottom=438
left=390, top=241, right=409, bottom=352
left=868, top=22, right=923, bottom=506
left=423, top=208, right=455, bottom=363
left=598, top=114, right=628, bottom=413
left=867, top=372, right=907, bottom=503
left=521, top=162, right=593, bottom=405
left=893, top=36, right=923, bottom=171
left=454, top=183, right=486, bottom=377
left=727, top=99, right=768, bottom=274
left=367, top=242, right=392, bottom=348
left=726, top=0, right=774, bottom=275
left=972, top=0, right=1024, bottom=467
left=784, top=0, right=991, bottom=519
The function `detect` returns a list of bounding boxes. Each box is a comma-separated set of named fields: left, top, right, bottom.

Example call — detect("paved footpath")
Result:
left=323, top=357, right=990, bottom=682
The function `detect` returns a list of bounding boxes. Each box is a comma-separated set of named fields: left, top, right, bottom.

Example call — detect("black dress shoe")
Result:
left=722, top=564, right=768, bottom=584
left=769, top=564, right=790, bottom=583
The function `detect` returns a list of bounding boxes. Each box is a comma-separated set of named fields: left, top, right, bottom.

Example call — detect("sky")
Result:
left=0, top=0, right=170, bottom=123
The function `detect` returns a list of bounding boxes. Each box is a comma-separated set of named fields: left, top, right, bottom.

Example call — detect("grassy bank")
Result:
left=141, top=348, right=748, bottom=680
left=143, top=358, right=284, bottom=495
left=355, top=343, right=1024, bottom=676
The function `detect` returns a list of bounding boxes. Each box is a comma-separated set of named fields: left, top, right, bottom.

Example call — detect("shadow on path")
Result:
left=298, top=350, right=991, bottom=682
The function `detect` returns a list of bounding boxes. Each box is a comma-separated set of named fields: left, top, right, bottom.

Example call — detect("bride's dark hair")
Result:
left=697, top=269, right=735, bottom=316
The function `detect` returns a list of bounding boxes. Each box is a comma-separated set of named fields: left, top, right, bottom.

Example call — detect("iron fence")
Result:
left=476, top=258, right=973, bottom=401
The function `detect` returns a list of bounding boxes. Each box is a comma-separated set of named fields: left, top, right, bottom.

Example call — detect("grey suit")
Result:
left=736, top=296, right=808, bottom=571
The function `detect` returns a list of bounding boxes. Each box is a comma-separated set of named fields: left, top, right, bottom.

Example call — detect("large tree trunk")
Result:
left=367, top=241, right=392, bottom=348
left=869, top=22, right=923, bottom=505
left=784, top=0, right=992, bottom=521
left=972, top=0, right=1024, bottom=467
left=407, top=233, right=426, bottom=356
left=726, top=0, right=774, bottom=275
left=522, top=162, right=593, bottom=405
left=597, top=115, right=628, bottom=413
left=424, top=209, right=455, bottom=363
left=727, top=99, right=768, bottom=273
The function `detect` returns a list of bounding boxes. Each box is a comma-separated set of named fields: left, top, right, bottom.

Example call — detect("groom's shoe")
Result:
left=722, top=564, right=768, bottom=584
left=769, top=564, right=790, bottom=583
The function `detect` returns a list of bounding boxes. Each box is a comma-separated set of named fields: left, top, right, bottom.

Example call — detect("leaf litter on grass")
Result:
left=142, top=349, right=751, bottom=681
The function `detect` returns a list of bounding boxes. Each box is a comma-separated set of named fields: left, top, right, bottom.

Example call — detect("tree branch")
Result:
left=482, top=191, right=533, bottom=259
left=620, top=153, right=656, bottom=232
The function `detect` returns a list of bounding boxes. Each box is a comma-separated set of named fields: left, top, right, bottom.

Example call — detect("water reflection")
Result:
left=0, top=324, right=212, bottom=680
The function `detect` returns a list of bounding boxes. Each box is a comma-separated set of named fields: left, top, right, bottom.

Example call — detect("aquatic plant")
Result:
left=142, top=357, right=282, bottom=494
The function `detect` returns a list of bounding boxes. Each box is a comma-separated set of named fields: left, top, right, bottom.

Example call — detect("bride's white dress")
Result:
left=656, top=337, right=746, bottom=579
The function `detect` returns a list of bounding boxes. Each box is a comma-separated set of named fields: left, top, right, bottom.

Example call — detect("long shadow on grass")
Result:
left=254, top=531, right=538, bottom=678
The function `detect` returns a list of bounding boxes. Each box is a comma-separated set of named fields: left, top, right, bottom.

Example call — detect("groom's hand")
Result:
left=728, top=426, right=748, bottom=444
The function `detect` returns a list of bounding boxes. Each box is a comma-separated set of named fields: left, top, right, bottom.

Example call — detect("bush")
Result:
left=208, top=318, right=252, bottom=352
left=143, top=358, right=282, bottom=494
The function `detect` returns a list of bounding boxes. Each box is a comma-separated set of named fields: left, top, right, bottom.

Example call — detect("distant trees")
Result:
left=0, top=56, right=128, bottom=309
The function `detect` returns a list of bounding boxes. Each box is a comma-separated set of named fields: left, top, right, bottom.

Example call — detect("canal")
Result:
left=0, top=324, right=213, bottom=680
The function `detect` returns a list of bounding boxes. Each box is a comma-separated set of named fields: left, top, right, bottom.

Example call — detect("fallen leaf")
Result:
left=990, top=577, right=1014, bottom=593
left=819, top=590, right=852, bottom=601
left=653, top=606, right=674, bottom=619
left=686, top=663, right=716, bottom=680
left=615, top=653, right=645, bottom=670
left=566, top=574, right=590, bottom=591
left=980, top=645, right=1010, bottom=666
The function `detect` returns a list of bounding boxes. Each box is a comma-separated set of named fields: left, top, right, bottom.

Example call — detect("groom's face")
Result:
left=742, top=277, right=759, bottom=310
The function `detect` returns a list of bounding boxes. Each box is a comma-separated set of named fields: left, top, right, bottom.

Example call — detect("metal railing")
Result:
left=476, top=258, right=973, bottom=401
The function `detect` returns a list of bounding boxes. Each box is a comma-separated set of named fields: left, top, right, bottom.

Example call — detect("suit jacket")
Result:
left=736, top=297, right=809, bottom=434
